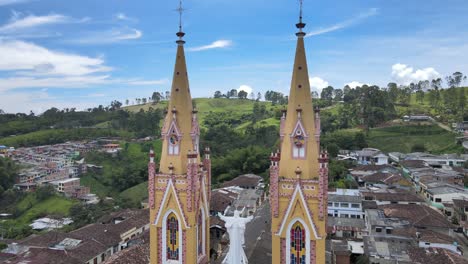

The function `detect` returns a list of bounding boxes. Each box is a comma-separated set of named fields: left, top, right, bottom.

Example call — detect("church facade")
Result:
left=148, top=28, right=211, bottom=264
left=269, top=16, right=329, bottom=264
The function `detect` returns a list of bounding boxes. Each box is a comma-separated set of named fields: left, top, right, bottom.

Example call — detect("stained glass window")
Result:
left=166, top=213, right=179, bottom=260
left=290, top=222, right=306, bottom=264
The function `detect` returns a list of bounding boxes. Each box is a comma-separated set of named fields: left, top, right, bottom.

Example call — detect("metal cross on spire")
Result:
left=176, top=0, right=184, bottom=32
left=296, top=0, right=306, bottom=33
left=299, top=0, right=303, bottom=23
left=175, top=0, right=186, bottom=42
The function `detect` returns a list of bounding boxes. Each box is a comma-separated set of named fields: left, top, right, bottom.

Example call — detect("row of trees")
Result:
left=0, top=109, right=164, bottom=148
left=124, top=91, right=171, bottom=106
left=213, top=89, right=257, bottom=100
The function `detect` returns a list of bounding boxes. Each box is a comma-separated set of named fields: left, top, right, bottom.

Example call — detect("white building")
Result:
left=352, top=148, right=388, bottom=165
left=328, top=189, right=364, bottom=219
left=424, top=184, right=468, bottom=204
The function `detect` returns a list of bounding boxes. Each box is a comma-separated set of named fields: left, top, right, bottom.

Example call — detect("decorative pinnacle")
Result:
left=296, top=0, right=306, bottom=36
left=175, top=0, right=186, bottom=44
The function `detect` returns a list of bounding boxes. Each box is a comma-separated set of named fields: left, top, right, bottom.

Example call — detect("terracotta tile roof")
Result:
left=362, top=190, right=424, bottom=203
left=210, top=216, right=226, bottom=230
left=104, top=231, right=150, bottom=264
left=408, top=247, right=467, bottom=264
left=14, top=209, right=149, bottom=263
left=221, top=174, right=263, bottom=188
left=400, top=160, right=427, bottom=169
left=210, top=189, right=238, bottom=213
left=351, top=164, right=395, bottom=172
left=453, top=198, right=468, bottom=209
left=379, top=204, right=453, bottom=229
left=5, top=248, right=82, bottom=264
left=361, top=172, right=403, bottom=185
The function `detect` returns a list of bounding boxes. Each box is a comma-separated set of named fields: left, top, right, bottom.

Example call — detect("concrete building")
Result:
left=352, top=148, right=389, bottom=165
left=328, top=190, right=364, bottom=219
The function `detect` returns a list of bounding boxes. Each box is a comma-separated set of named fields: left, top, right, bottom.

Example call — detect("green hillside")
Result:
left=367, top=124, right=463, bottom=154
left=124, top=98, right=284, bottom=129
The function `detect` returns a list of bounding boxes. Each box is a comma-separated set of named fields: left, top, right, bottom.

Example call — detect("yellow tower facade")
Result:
left=270, top=12, right=329, bottom=264
left=149, top=26, right=211, bottom=264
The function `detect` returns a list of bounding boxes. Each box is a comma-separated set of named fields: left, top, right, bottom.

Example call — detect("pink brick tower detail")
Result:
left=280, top=238, right=286, bottom=264
left=310, top=240, right=316, bottom=264
left=186, top=151, right=198, bottom=212
left=203, top=147, right=211, bottom=203
left=314, top=107, right=321, bottom=152
left=269, top=151, right=280, bottom=218
left=148, top=148, right=156, bottom=209
left=318, top=150, right=329, bottom=220
left=157, top=227, right=162, bottom=264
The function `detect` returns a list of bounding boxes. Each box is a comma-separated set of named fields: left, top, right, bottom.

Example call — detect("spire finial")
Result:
left=296, top=0, right=306, bottom=36
left=175, top=0, right=186, bottom=44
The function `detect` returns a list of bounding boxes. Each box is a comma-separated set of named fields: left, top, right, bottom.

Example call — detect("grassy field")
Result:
left=119, top=181, right=148, bottom=204
left=14, top=194, right=77, bottom=224
left=367, top=124, right=463, bottom=154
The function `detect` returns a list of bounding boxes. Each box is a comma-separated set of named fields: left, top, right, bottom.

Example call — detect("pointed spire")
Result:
left=159, top=0, right=198, bottom=174
left=278, top=0, right=319, bottom=179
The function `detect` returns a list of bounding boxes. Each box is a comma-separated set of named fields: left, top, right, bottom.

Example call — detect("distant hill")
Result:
left=123, top=98, right=284, bottom=129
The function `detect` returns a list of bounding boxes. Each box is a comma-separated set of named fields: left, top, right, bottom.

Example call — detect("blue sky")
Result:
left=0, top=0, right=467, bottom=113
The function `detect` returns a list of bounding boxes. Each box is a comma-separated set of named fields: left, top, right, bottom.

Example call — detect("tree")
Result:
left=110, top=100, right=122, bottom=111
left=333, top=89, right=343, bottom=102
left=214, top=91, right=223, bottom=98
left=446, top=72, right=467, bottom=88
left=387, top=82, right=399, bottom=103
left=250, top=92, right=255, bottom=100
left=142, top=98, right=147, bottom=104
left=227, top=89, right=237, bottom=98
left=320, top=86, right=334, bottom=105
left=152, top=92, right=162, bottom=104
left=125, top=99, right=129, bottom=106
left=256, top=92, right=262, bottom=101
left=0, top=109, right=4, bottom=115
left=165, top=91, right=170, bottom=100
left=238, top=90, right=248, bottom=99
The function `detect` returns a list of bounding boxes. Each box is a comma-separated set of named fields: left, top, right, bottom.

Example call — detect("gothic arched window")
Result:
left=290, top=222, right=306, bottom=264
left=291, top=121, right=306, bottom=159
left=166, top=213, right=179, bottom=260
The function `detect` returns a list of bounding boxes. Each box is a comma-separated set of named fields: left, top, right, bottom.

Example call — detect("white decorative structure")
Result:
left=218, top=210, right=253, bottom=264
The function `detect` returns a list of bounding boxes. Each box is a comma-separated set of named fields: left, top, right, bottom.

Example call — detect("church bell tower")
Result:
left=149, top=2, right=211, bottom=263
left=270, top=1, right=328, bottom=263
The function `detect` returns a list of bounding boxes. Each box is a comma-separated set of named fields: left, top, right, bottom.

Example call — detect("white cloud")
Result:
left=0, top=90, right=97, bottom=114
left=237, top=85, right=253, bottom=94
left=188, top=40, right=233, bottom=52
left=0, top=39, right=112, bottom=77
left=0, top=14, right=68, bottom=33
left=346, top=81, right=365, bottom=88
left=0, top=75, right=111, bottom=92
left=0, top=12, right=90, bottom=35
left=114, top=13, right=136, bottom=22
left=307, top=8, right=378, bottom=37
left=127, top=79, right=169, bottom=86
left=391, top=63, right=440, bottom=85
left=0, top=0, right=29, bottom=6
left=309, top=77, right=329, bottom=94
left=70, top=27, right=142, bottom=44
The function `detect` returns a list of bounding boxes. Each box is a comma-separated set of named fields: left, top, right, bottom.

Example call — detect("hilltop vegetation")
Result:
left=0, top=77, right=465, bottom=227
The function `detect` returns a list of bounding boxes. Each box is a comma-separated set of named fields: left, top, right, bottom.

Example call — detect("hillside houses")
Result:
left=8, top=141, right=96, bottom=198
left=4, top=209, right=149, bottom=264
